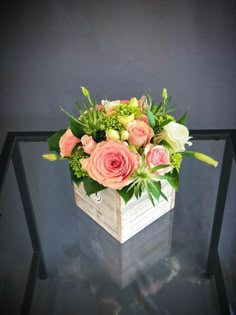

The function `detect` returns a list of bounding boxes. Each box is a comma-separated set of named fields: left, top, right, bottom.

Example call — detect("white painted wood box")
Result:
left=74, top=180, right=175, bottom=243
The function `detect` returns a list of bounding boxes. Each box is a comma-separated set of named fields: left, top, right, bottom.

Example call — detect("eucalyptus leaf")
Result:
left=146, top=108, right=155, bottom=128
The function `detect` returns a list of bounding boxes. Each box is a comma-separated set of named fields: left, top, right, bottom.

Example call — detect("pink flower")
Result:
left=144, top=144, right=172, bottom=174
left=120, top=100, right=130, bottom=104
left=80, top=140, right=139, bottom=190
left=81, top=135, right=97, bottom=154
left=137, top=114, right=149, bottom=124
left=127, top=120, right=154, bottom=148
left=96, top=104, right=103, bottom=111
left=59, top=129, right=80, bottom=157
left=138, top=95, right=148, bottom=109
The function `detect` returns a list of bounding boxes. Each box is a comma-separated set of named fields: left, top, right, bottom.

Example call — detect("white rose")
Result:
left=162, top=121, right=192, bottom=152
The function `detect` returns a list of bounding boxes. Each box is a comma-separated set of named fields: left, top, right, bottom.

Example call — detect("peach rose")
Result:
left=59, top=129, right=80, bottom=157
left=80, top=140, right=139, bottom=190
left=144, top=144, right=172, bottom=175
left=127, top=120, right=154, bottom=148
left=81, top=135, right=97, bottom=154
left=137, top=114, right=149, bottom=124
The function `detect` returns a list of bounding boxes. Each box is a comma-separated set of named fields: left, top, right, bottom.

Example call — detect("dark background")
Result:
left=0, top=1, right=236, bottom=313
left=0, top=0, right=236, bottom=146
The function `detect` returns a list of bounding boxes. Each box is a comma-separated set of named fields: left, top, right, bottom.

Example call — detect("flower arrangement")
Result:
left=43, top=87, right=218, bottom=206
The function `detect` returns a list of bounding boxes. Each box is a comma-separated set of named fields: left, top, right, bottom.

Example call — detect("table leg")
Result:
left=12, top=143, right=48, bottom=279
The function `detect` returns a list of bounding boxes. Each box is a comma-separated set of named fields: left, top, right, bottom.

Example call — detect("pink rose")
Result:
left=144, top=144, right=172, bottom=175
left=127, top=120, right=154, bottom=148
left=81, top=135, right=97, bottom=154
left=137, top=114, right=149, bottom=124
left=80, top=140, right=139, bottom=190
left=59, top=129, right=80, bottom=157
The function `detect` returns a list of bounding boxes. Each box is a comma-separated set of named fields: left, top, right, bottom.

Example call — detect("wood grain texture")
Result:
left=74, top=180, right=175, bottom=243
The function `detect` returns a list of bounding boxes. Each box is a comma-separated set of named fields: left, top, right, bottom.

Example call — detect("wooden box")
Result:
left=78, top=208, right=174, bottom=288
left=74, top=180, right=175, bottom=243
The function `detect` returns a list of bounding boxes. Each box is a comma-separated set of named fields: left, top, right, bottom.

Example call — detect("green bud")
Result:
left=42, top=153, right=58, bottom=161
left=162, top=88, right=168, bottom=100
left=81, top=86, right=90, bottom=98
left=194, top=152, right=218, bottom=167
left=118, top=113, right=135, bottom=126
left=120, top=130, right=129, bottom=140
left=129, top=97, right=138, bottom=107
left=129, top=145, right=138, bottom=153
left=106, top=129, right=120, bottom=140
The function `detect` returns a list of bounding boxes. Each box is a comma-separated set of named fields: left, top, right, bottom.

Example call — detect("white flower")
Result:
left=162, top=121, right=192, bottom=152
left=101, top=99, right=120, bottom=113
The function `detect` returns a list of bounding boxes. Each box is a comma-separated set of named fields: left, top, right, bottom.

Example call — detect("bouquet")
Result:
left=43, top=87, right=218, bottom=206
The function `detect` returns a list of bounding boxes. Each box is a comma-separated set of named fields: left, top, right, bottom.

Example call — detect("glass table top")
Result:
left=0, top=131, right=235, bottom=315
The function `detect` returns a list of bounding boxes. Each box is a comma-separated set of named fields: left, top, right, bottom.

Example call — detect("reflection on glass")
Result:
left=58, top=210, right=182, bottom=315
left=78, top=209, right=175, bottom=288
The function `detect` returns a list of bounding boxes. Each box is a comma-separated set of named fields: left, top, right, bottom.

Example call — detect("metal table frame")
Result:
left=0, top=130, right=235, bottom=315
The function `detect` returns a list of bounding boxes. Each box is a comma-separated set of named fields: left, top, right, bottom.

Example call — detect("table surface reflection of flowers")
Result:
left=43, top=87, right=218, bottom=205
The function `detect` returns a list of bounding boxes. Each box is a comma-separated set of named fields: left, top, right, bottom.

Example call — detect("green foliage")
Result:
left=117, top=184, right=135, bottom=204
left=70, top=118, right=85, bottom=138
left=171, top=153, right=183, bottom=172
left=103, top=115, right=124, bottom=132
left=146, top=108, right=155, bottom=128
left=48, top=129, right=67, bottom=154
left=179, top=151, right=218, bottom=167
left=115, top=103, right=142, bottom=117
left=83, top=177, right=106, bottom=195
left=157, top=169, right=179, bottom=191
left=129, top=156, right=170, bottom=206
left=69, top=149, right=88, bottom=179
left=177, top=112, right=187, bottom=125
left=154, top=114, right=175, bottom=132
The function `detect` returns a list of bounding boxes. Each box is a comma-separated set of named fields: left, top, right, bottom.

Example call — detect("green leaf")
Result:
left=117, top=184, right=134, bottom=204
left=147, top=189, right=155, bottom=207
left=69, top=165, right=83, bottom=186
left=48, top=129, right=66, bottom=154
left=159, top=119, right=173, bottom=129
left=166, top=169, right=179, bottom=190
left=70, top=118, right=85, bottom=138
left=146, top=108, right=155, bottom=128
left=177, top=112, right=187, bottom=125
left=155, top=102, right=164, bottom=114
left=159, top=189, right=168, bottom=201
left=147, top=182, right=160, bottom=201
left=60, top=107, right=80, bottom=124
left=150, top=164, right=170, bottom=173
left=83, top=177, right=106, bottom=196
left=178, top=150, right=195, bottom=157
left=160, top=139, right=173, bottom=150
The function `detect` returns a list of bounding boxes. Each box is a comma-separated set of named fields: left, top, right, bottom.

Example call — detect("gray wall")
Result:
left=1, top=0, right=236, bottom=146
